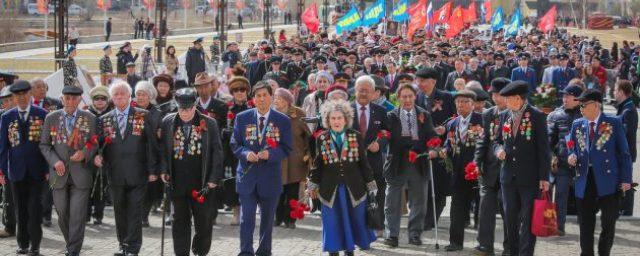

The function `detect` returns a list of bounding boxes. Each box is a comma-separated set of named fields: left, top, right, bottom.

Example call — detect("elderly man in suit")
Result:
left=445, top=58, right=473, bottom=91
left=159, top=88, right=224, bottom=256
left=551, top=54, right=577, bottom=93
left=414, top=67, right=456, bottom=231
left=0, top=81, right=49, bottom=255
left=351, top=75, right=389, bottom=235
left=568, top=89, right=632, bottom=256
left=493, top=81, right=551, bottom=256
left=510, top=53, right=537, bottom=94
left=230, top=82, right=292, bottom=256
left=94, top=81, right=158, bottom=256
left=39, top=85, right=97, bottom=256
left=474, top=78, right=511, bottom=255
left=383, top=83, right=437, bottom=248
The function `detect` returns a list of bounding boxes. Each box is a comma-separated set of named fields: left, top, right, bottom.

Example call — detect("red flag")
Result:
left=257, top=0, right=264, bottom=11
left=538, top=5, right=557, bottom=33
left=446, top=5, right=464, bottom=38
left=433, top=1, right=452, bottom=24
left=181, top=0, right=191, bottom=9
left=142, top=0, right=155, bottom=9
left=97, top=0, right=112, bottom=11
left=483, top=0, right=492, bottom=22
left=37, top=0, right=47, bottom=14
left=277, top=0, right=288, bottom=11
left=235, top=0, right=245, bottom=10
left=302, top=3, right=320, bottom=34
left=463, top=1, right=477, bottom=24
left=407, top=0, right=427, bottom=41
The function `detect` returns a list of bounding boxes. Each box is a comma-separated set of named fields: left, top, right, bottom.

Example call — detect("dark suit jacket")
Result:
left=383, top=106, right=437, bottom=178
left=445, top=70, right=473, bottom=91
left=100, top=106, right=158, bottom=186
left=493, top=105, right=551, bottom=187
left=351, top=103, right=389, bottom=175
left=197, top=97, right=229, bottom=129
left=0, top=106, right=49, bottom=181
left=416, top=89, right=456, bottom=127
left=445, top=112, right=483, bottom=190
left=474, top=106, right=504, bottom=188
left=159, top=112, right=224, bottom=191
left=616, top=98, right=638, bottom=162
left=33, top=97, right=63, bottom=113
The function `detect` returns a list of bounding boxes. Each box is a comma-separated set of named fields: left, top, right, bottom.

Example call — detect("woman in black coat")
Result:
left=116, top=42, right=139, bottom=77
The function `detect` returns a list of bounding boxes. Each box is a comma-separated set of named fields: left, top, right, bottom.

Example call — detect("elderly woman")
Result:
left=134, top=81, right=164, bottom=227
left=302, top=71, right=333, bottom=131
left=307, top=100, right=377, bottom=256
left=273, top=88, right=311, bottom=229
left=453, top=78, right=466, bottom=91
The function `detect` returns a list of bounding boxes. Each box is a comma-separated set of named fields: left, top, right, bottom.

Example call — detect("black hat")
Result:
left=61, top=85, right=83, bottom=95
left=517, top=52, right=530, bottom=59
left=415, top=67, right=439, bottom=80
left=336, top=47, right=348, bottom=54
left=8, top=80, right=31, bottom=93
left=499, top=80, right=529, bottom=96
left=558, top=53, right=570, bottom=60
left=397, top=73, right=414, bottom=81
left=269, top=56, right=282, bottom=64
left=454, top=89, right=476, bottom=100
left=469, top=87, right=489, bottom=101
left=489, top=78, right=511, bottom=93
left=371, top=75, right=386, bottom=89
left=561, top=84, right=584, bottom=97
left=193, top=37, right=204, bottom=44
left=293, top=49, right=303, bottom=55
left=0, top=71, right=17, bottom=85
left=493, top=53, right=505, bottom=60
left=334, top=72, right=351, bottom=82
left=314, top=56, right=327, bottom=63
left=126, top=62, right=136, bottom=67
left=175, top=88, right=198, bottom=108
left=576, top=89, right=603, bottom=103
left=263, top=47, right=273, bottom=54
left=174, top=80, right=189, bottom=90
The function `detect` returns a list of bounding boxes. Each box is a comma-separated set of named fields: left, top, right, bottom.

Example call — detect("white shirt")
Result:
left=257, top=109, right=271, bottom=133
left=458, top=113, right=472, bottom=138
left=199, top=96, right=211, bottom=109
left=356, top=103, right=370, bottom=128
left=17, top=105, right=31, bottom=121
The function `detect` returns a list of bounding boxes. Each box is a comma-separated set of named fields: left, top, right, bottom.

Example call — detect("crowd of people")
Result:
left=0, top=17, right=638, bottom=256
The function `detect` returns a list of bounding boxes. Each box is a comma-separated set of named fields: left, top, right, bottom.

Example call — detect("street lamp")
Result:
left=297, top=0, right=304, bottom=29
left=155, top=0, right=168, bottom=63
left=53, top=0, right=68, bottom=70
left=219, top=0, right=227, bottom=50
left=323, top=0, right=329, bottom=30
left=264, top=0, right=272, bottom=40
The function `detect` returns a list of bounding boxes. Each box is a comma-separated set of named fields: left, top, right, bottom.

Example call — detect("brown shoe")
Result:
left=0, top=229, right=14, bottom=238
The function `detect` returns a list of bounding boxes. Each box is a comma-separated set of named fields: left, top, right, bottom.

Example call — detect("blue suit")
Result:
left=230, top=108, right=292, bottom=256
left=569, top=115, right=632, bottom=199
left=551, top=67, right=577, bottom=92
left=0, top=107, right=49, bottom=181
left=510, top=66, right=537, bottom=93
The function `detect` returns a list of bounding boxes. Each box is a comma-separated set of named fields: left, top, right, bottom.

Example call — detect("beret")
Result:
left=499, top=80, right=529, bottom=96
left=415, top=67, right=439, bottom=79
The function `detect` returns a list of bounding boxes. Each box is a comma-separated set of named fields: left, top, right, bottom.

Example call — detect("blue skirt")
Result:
left=321, top=184, right=376, bottom=252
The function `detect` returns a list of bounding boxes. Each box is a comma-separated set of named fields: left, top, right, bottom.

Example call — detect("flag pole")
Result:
left=44, top=7, right=48, bottom=40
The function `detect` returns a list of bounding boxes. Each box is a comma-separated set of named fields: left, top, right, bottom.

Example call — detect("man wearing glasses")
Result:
left=568, top=89, right=632, bottom=256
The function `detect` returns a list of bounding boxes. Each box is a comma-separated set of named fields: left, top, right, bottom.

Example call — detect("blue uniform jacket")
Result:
left=0, top=106, right=49, bottom=181
left=510, top=66, right=537, bottom=93
left=551, top=67, right=577, bottom=92
left=230, top=108, right=292, bottom=198
left=568, top=114, right=633, bottom=198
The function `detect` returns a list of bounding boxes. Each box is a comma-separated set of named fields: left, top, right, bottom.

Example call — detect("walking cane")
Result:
left=428, top=158, right=440, bottom=250
left=160, top=183, right=170, bottom=256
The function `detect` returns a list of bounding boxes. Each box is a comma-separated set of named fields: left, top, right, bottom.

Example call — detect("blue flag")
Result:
left=392, top=0, right=409, bottom=22
left=336, top=6, right=362, bottom=35
left=506, top=8, right=522, bottom=37
left=362, top=0, right=385, bottom=26
left=491, top=7, right=503, bottom=32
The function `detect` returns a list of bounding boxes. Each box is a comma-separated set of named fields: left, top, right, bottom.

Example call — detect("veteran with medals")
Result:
left=39, top=85, right=97, bottom=256
left=159, top=88, right=224, bottom=256
left=0, top=80, right=49, bottom=255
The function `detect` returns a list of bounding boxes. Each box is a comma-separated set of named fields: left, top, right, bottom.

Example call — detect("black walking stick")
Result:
left=160, top=183, right=171, bottom=256
left=428, top=158, right=440, bottom=250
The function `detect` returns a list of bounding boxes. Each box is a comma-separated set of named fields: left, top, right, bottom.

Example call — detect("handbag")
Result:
left=531, top=191, right=559, bottom=237
left=365, top=191, right=383, bottom=230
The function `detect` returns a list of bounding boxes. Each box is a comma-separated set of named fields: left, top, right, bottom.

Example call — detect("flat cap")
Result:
left=334, top=72, right=351, bottom=82
left=415, top=67, right=439, bottom=80
left=493, top=53, right=505, bottom=60
left=314, top=56, right=327, bottom=63
left=62, top=85, right=83, bottom=95
left=397, top=73, right=414, bottom=81
left=469, top=87, right=489, bottom=101
left=175, top=88, right=198, bottom=109
left=576, top=89, right=603, bottom=103
left=0, top=71, right=17, bottom=84
left=454, top=89, right=476, bottom=100
left=499, top=80, right=529, bottom=96
left=558, top=53, right=570, bottom=60
left=561, top=84, right=584, bottom=97
left=9, top=80, right=31, bottom=93
left=517, top=52, right=530, bottom=59
left=269, top=56, right=282, bottom=63
left=489, top=77, right=511, bottom=93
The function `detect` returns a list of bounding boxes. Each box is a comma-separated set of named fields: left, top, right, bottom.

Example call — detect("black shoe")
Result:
left=445, top=244, right=463, bottom=251
left=124, top=253, right=138, bottom=256
left=329, top=253, right=339, bottom=256
left=94, top=219, right=103, bottom=225
left=408, top=237, right=422, bottom=246
left=42, top=220, right=52, bottom=227
left=114, top=249, right=126, bottom=256
left=27, top=250, right=40, bottom=256
left=344, top=252, right=354, bottom=256
left=16, top=248, right=28, bottom=254
left=287, top=222, right=296, bottom=229
left=501, top=248, right=511, bottom=256
left=558, top=229, right=566, bottom=236
left=141, top=221, right=150, bottom=228
left=475, top=245, right=495, bottom=255
left=383, top=237, right=398, bottom=248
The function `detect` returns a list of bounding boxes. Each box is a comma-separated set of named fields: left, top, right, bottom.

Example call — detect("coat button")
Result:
left=512, top=158, right=516, bottom=161
left=607, top=170, right=611, bottom=173
left=603, top=149, right=607, bottom=153
left=605, top=160, right=609, bottom=163
left=576, top=173, right=580, bottom=177
left=513, top=146, right=516, bottom=150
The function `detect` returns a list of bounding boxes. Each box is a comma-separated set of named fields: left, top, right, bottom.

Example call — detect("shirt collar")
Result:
left=402, top=108, right=414, bottom=115
left=199, top=96, right=211, bottom=108
left=17, top=104, right=31, bottom=113
left=459, top=112, right=472, bottom=124
left=358, top=103, right=369, bottom=111
left=257, top=109, right=271, bottom=122
left=65, top=108, right=78, bottom=118
left=116, top=105, right=130, bottom=117
left=589, top=113, right=601, bottom=125
left=511, top=102, right=528, bottom=117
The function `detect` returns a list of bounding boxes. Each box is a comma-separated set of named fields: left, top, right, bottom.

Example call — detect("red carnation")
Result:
left=196, top=195, right=206, bottom=204
left=566, top=140, right=575, bottom=150
left=104, top=136, right=113, bottom=145
left=90, top=135, right=99, bottom=145
left=408, top=150, right=418, bottom=163
left=464, top=162, right=479, bottom=181
left=227, top=101, right=234, bottom=107
left=502, top=125, right=511, bottom=134
left=191, top=189, right=199, bottom=199
left=289, top=199, right=298, bottom=208
left=266, top=137, right=278, bottom=148
left=131, top=101, right=138, bottom=107
left=312, top=129, right=325, bottom=139
left=247, top=99, right=255, bottom=107
left=377, top=130, right=390, bottom=140
left=227, top=111, right=235, bottom=120
left=426, top=138, right=442, bottom=149
left=85, top=141, right=94, bottom=150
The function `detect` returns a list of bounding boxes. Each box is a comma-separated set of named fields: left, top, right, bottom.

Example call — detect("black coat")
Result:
left=444, top=113, right=483, bottom=190
left=474, top=106, right=504, bottom=188
left=116, top=51, right=139, bottom=75
left=197, top=97, right=229, bottom=129
left=445, top=70, right=474, bottom=91
left=547, top=106, right=582, bottom=170
left=185, top=47, right=206, bottom=83
left=351, top=103, right=389, bottom=175
left=383, top=106, right=437, bottom=178
left=492, top=105, right=551, bottom=187
left=617, top=98, right=638, bottom=162
left=309, top=129, right=374, bottom=207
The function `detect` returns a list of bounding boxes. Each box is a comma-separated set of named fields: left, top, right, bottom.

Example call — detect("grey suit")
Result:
left=39, top=109, right=97, bottom=255
left=99, top=106, right=158, bottom=254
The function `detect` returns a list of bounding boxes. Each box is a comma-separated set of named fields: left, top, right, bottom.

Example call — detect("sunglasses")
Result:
left=93, top=96, right=108, bottom=101
left=579, top=101, right=596, bottom=109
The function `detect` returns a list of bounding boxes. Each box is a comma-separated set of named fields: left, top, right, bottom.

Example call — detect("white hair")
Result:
left=465, top=80, right=483, bottom=90
left=134, top=81, right=158, bottom=104
left=320, top=99, right=354, bottom=130
left=355, top=75, right=375, bottom=90
left=30, top=78, right=47, bottom=89
left=109, top=81, right=132, bottom=97
left=327, top=90, right=349, bottom=101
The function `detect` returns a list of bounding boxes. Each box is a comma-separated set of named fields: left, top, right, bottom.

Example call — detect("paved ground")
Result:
left=1, top=208, right=640, bottom=256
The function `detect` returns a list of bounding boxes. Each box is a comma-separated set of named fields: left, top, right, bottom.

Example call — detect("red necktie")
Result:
left=589, top=122, right=596, bottom=144
left=359, top=106, right=367, bottom=137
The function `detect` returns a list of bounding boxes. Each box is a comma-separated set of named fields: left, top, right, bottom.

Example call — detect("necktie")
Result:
left=19, top=111, right=26, bottom=122
left=259, top=116, right=265, bottom=135
left=589, top=122, right=596, bottom=145
left=65, top=115, right=74, bottom=134
left=406, top=112, right=413, bottom=136
left=183, top=124, right=191, bottom=139
left=359, top=106, right=367, bottom=137
left=512, top=114, right=521, bottom=137
left=118, top=113, right=127, bottom=135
